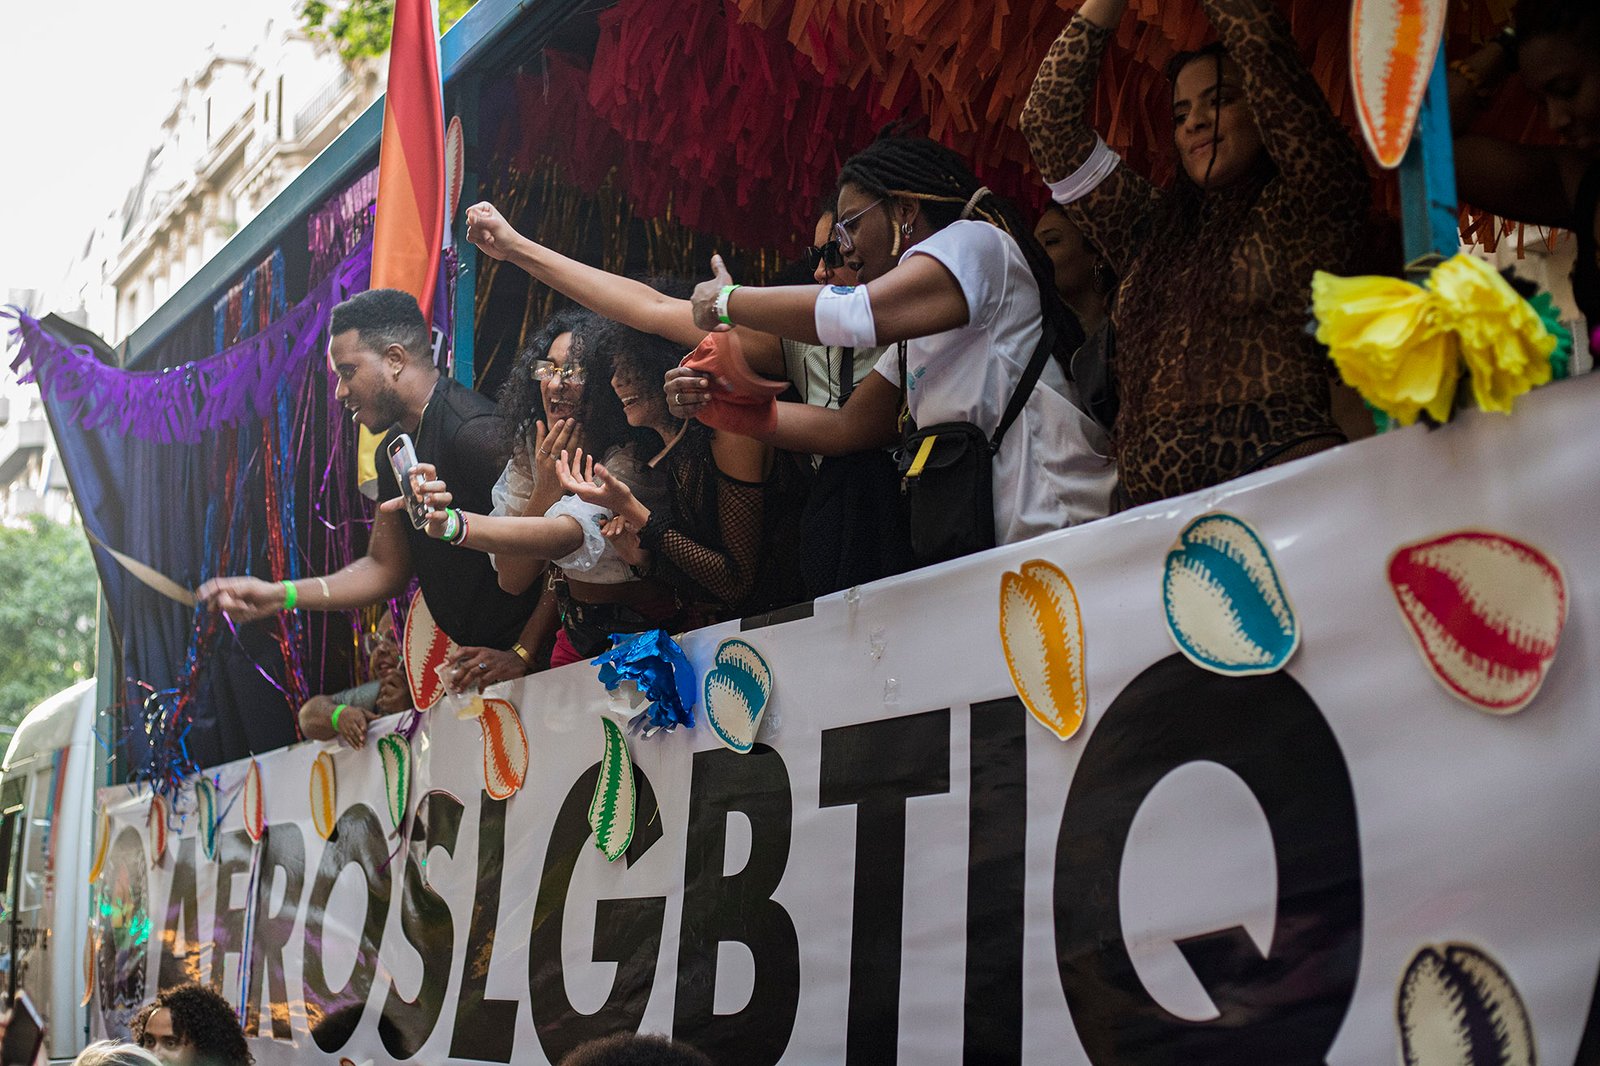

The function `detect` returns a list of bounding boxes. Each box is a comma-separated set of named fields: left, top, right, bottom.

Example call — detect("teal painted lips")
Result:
left=703, top=638, right=774, bottom=754
left=1162, top=513, right=1299, bottom=676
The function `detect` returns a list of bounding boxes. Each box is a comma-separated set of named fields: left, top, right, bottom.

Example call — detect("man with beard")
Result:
left=200, top=289, right=545, bottom=680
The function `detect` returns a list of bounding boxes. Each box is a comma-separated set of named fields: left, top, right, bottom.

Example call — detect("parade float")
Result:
left=3, top=0, right=1598, bottom=1061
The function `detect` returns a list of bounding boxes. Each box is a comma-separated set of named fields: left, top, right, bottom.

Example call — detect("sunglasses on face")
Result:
left=805, top=240, right=844, bottom=271
left=532, top=359, right=586, bottom=386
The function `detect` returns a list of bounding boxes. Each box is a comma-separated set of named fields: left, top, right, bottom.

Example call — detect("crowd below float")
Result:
left=197, top=0, right=1598, bottom=730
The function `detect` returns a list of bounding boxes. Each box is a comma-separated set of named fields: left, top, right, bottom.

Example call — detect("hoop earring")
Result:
left=900, top=222, right=913, bottom=238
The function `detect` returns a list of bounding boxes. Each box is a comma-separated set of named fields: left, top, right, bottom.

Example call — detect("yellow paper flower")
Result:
left=1428, top=253, right=1555, bottom=414
left=1312, top=271, right=1460, bottom=425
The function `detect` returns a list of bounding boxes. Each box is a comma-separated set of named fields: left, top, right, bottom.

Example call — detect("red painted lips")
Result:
left=1388, top=531, right=1567, bottom=714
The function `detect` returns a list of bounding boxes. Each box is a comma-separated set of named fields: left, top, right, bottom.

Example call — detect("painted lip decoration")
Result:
left=379, top=735, right=411, bottom=834
left=1398, top=942, right=1535, bottom=1066
left=404, top=589, right=461, bottom=711
left=194, top=778, right=219, bottom=860
left=1351, top=0, right=1449, bottom=168
left=147, top=794, right=168, bottom=867
left=999, top=559, right=1088, bottom=741
left=1162, top=513, right=1299, bottom=676
left=479, top=698, right=529, bottom=800
left=243, top=761, right=266, bottom=842
left=589, top=717, right=635, bottom=863
left=309, top=753, right=338, bottom=841
left=704, top=638, right=774, bottom=754
left=1388, top=531, right=1566, bottom=714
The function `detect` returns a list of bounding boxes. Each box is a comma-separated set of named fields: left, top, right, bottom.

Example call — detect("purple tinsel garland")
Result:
left=2, top=243, right=372, bottom=446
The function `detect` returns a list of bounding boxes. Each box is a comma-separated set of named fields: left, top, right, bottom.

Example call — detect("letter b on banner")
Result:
left=1056, top=655, right=1362, bottom=1064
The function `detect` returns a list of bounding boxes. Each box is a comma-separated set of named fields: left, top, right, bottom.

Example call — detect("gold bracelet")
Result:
left=510, top=641, right=533, bottom=669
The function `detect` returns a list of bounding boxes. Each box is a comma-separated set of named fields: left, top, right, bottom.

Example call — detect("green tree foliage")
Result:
left=0, top=517, right=98, bottom=729
left=299, top=0, right=480, bottom=64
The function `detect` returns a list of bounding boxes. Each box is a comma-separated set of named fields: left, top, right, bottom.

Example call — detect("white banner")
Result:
left=92, top=373, right=1600, bottom=1065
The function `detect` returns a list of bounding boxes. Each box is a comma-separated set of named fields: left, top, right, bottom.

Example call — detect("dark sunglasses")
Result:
left=805, top=240, right=844, bottom=271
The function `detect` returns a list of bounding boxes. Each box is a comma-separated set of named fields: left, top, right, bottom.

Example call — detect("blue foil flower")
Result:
left=592, top=629, right=697, bottom=733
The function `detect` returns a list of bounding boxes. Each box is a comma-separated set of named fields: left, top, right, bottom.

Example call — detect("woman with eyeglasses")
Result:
left=395, top=312, right=682, bottom=666
left=1019, top=0, right=1370, bottom=507
left=670, top=133, right=1116, bottom=562
left=466, top=200, right=915, bottom=596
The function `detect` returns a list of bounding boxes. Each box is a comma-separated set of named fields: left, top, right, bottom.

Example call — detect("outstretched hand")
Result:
left=555, top=447, right=644, bottom=525
left=196, top=576, right=287, bottom=623
left=465, top=202, right=522, bottom=262
left=690, top=254, right=737, bottom=332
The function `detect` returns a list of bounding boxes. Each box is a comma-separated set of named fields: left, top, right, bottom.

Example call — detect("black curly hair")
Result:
left=837, top=134, right=1080, bottom=377
left=132, top=983, right=253, bottom=1066
left=494, top=308, right=644, bottom=459
left=495, top=308, right=589, bottom=453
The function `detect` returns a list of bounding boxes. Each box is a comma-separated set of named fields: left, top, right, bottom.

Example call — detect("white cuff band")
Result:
left=1047, top=135, right=1121, bottom=204
left=814, top=285, right=878, bottom=348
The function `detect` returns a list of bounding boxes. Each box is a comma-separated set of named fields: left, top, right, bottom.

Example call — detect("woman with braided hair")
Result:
left=677, top=134, right=1116, bottom=561
left=1020, top=0, right=1370, bottom=506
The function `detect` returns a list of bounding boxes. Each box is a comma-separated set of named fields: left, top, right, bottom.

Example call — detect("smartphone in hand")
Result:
left=386, top=434, right=430, bottom=530
left=2, top=990, right=45, bottom=1066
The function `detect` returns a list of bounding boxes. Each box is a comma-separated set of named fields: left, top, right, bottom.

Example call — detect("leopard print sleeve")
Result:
left=1201, top=0, right=1368, bottom=220
left=1022, top=14, right=1161, bottom=278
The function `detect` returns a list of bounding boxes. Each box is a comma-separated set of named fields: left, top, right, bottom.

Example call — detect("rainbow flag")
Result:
left=359, top=0, right=446, bottom=496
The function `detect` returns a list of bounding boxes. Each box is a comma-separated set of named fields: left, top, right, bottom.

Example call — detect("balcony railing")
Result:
left=293, top=69, right=355, bottom=141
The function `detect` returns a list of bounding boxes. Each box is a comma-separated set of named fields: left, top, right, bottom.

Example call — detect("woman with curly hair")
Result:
left=394, top=315, right=703, bottom=663
left=131, top=984, right=252, bottom=1066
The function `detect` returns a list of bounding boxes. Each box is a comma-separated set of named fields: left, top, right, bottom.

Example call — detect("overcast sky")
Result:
left=0, top=0, right=290, bottom=293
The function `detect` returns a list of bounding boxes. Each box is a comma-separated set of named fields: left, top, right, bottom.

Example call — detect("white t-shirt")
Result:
left=872, top=220, right=1116, bottom=545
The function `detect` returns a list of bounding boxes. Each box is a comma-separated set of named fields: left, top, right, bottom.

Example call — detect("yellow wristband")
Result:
left=511, top=642, right=533, bottom=668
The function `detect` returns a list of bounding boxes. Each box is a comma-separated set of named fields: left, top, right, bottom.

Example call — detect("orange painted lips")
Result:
left=310, top=752, right=338, bottom=841
left=479, top=698, right=529, bottom=800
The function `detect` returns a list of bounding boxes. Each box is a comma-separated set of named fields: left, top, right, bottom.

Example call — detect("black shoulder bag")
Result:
left=895, top=323, right=1055, bottom=566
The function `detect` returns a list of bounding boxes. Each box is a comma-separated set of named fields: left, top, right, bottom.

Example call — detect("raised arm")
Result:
left=466, top=202, right=786, bottom=376
left=688, top=252, right=968, bottom=346
left=1201, top=0, right=1366, bottom=207
left=1020, top=3, right=1160, bottom=275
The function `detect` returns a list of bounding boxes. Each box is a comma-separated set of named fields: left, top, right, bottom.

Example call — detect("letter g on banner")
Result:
left=1056, top=655, right=1362, bottom=1064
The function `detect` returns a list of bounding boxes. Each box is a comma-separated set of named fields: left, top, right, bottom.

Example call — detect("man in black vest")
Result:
left=200, top=289, right=545, bottom=683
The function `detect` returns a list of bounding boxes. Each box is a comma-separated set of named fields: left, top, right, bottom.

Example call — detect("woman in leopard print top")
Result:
left=1021, top=0, right=1369, bottom=506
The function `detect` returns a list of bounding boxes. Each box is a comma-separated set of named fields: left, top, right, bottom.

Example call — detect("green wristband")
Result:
left=715, top=283, right=741, bottom=326
left=331, top=703, right=347, bottom=730
left=281, top=580, right=298, bottom=610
